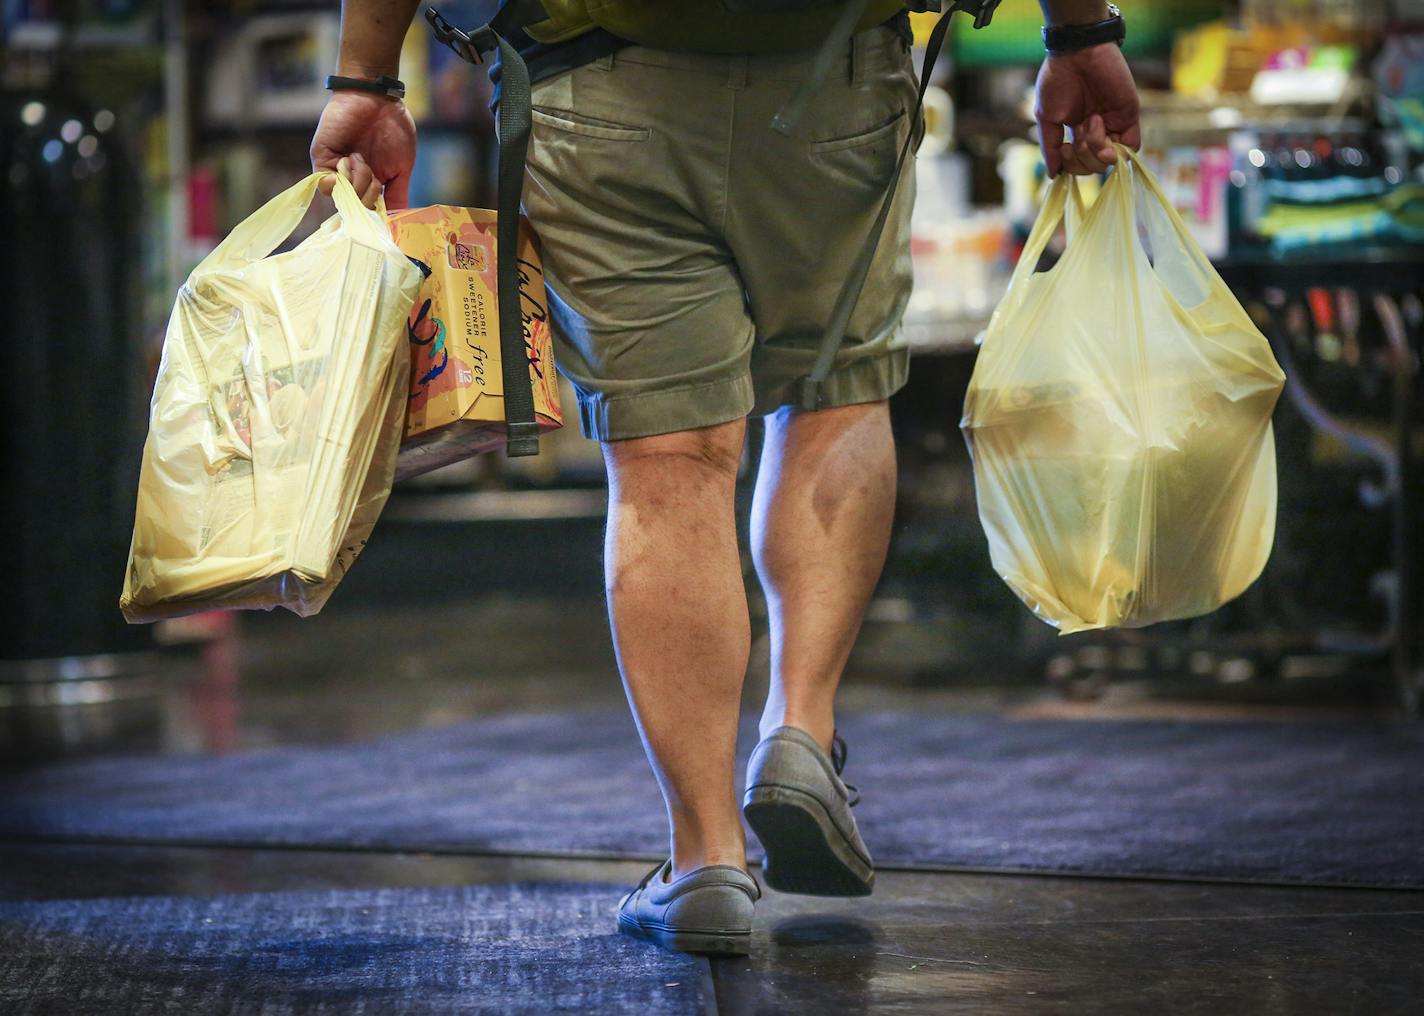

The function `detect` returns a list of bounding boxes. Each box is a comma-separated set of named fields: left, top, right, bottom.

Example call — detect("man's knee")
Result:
left=603, top=418, right=747, bottom=481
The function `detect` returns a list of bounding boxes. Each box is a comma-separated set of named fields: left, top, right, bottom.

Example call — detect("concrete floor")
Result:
left=1, top=596, right=1418, bottom=1013
left=2, top=843, right=1420, bottom=1014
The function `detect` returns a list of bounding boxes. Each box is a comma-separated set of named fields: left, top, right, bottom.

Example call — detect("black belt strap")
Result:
left=427, top=7, right=540, bottom=456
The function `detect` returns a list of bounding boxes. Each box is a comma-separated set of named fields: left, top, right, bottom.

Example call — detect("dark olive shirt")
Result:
left=489, top=11, right=914, bottom=108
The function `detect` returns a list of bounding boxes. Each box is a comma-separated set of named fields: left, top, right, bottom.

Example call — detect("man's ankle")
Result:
left=670, top=847, right=748, bottom=881
left=760, top=709, right=834, bottom=756
left=669, top=811, right=748, bottom=880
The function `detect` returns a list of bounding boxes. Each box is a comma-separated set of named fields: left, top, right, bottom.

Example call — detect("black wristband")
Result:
left=1042, top=3, right=1125, bottom=54
left=325, top=74, right=406, bottom=99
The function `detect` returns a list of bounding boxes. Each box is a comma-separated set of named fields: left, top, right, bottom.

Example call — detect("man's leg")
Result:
left=603, top=418, right=752, bottom=882
left=751, top=400, right=897, bottom=754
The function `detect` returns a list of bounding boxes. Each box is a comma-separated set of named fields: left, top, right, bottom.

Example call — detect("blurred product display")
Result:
left=203, top=12, right=341, bottom=129
left=0, top=83, right=165, bottom=757
left=1, top=87, right=153, bottom=660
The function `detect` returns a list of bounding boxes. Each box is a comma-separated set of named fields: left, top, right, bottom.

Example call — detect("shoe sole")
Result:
left=742, top=783, right=874, bottom=897
left=618, top=913, right=751, bottom=955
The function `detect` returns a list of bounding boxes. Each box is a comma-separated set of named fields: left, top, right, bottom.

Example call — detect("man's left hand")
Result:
left=1033, top=42, right=1141, bottom=177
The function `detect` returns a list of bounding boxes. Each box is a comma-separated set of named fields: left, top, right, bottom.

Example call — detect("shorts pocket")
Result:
left=810, top=109, right=908, bottom=191
left=811, top=110, right=906, bottom=153
left=531, top=107, right=650, bottom=142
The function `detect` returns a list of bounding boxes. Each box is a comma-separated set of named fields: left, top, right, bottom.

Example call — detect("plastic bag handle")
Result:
left=191, top=171, right=386, bottom=277
left=994, top=170, right=1084, bottom=320
left=1106, top=142, right=1266, bottom=339
left=1106, top=142, right=1204, bottom=257
left=1006, top=145, right=1187, bottom=294
left=1109, top=143, right=1236, bottom=284
left=1063, top=167, right=1089, bottom=243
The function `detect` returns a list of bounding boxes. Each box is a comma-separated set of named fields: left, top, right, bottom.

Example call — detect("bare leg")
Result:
left=603, top=419, right=751, bottom=881
left=751, top=400, right=897, bottom=754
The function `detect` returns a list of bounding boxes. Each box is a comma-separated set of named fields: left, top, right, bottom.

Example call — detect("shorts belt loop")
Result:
left=850, top=30, right=867, bottom=88
left=594, top=52, right=615, bottom=71
left=728, top=53, right=748, bottom=90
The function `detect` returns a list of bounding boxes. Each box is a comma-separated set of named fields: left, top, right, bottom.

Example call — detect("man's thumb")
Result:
left=314, top=155, right=352, bottom=195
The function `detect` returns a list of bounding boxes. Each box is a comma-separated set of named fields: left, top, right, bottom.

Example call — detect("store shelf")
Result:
left=1137, top=85, right=1373, bottom=142
left=904, top=315, right=987, bottom=355
left=383, top=488, right=607, bottom=523
left=198, top=120, right=478, bottom=140
left=4, top=19, right=158, bottom=51
left=1215, top=244, right=1424, bottom=291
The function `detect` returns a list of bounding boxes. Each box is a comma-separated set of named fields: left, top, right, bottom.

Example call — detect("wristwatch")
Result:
left=1042, top=3, right=1125, bottom=54
left=325, top=74, right=406, bottom=100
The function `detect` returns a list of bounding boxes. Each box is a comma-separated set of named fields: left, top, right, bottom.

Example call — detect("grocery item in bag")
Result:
left=386, top=206, right=562, bottom=481
left=120, top=173, right=422, bottom=621
left=961, top=144, right=1286, bottom=634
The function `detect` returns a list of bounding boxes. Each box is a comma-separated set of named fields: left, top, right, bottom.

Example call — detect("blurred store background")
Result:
left=3, top=0, right=1423, bottom=759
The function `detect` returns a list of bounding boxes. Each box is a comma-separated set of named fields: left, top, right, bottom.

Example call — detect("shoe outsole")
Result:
left=618, top=913, right=751, bottom=955
left=742, top=783, right=874, bottom=897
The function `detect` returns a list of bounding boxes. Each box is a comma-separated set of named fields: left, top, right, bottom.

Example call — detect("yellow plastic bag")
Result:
left=120, top=173, right=423, bottom=622
left=961, top=144, right=1286, bottom=634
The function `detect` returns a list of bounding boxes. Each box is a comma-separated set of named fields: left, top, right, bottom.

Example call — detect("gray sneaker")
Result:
left=616, top=858, right=760, bottom=955
left=742, top=725, right=875, bottom=896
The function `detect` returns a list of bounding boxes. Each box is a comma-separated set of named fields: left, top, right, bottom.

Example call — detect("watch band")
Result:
left=1042, top=3, right=1125, bottom=54
left=325, top=74, right=406, bottom=99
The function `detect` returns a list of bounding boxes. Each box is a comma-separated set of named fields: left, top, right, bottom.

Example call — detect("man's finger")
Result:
left=383, top=171, right=411, bottom=213
left=1059, top=141, right=1090, bottom=176
left=361, top=175, right=382, bottom=209
left=330, top=155, right=355, bottom=192
left=1038, top=118, right=1065, bottom=178
left=1072, top=129, right=1109, bottom=174
left=342, top=153, right=374, bottom=199
left=1112, top=119, right=1142, bottom=152
left=347, top=166, right=375, bottom=201
left=344, top=152, right=380, bottom=208
left=312, top=148, right=339, bottom=192
left=317, top=156, right=350, bottom=196
left=1083, top=114, right=1114, bottom=167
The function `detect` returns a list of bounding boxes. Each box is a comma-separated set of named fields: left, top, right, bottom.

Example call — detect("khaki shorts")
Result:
left=521, top=24, right=921, bottom=441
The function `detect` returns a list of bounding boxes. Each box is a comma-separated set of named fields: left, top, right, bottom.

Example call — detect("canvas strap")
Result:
left=795, top=1, right=996, bottom=410
left=427, top=7, right=541, bottom=457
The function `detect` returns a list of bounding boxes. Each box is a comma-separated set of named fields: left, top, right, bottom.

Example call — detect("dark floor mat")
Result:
left=0, top=881, right=710, bottom=1016
left=2, top=709, right=1421, bottom=887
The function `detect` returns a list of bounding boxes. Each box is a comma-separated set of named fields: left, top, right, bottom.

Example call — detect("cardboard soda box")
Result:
left=386, top=206, right=562, bottom=481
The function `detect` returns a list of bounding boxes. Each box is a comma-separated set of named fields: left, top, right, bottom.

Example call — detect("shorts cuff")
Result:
left=753, top=344, right=910, bottom=417
left=578, top=374, right=756, bottom=442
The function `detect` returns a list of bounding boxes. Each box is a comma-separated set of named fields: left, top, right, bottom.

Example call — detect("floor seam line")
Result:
left=0, top=834, right=1418, bottom=892
left=699, top=956, right=720, bottom=1016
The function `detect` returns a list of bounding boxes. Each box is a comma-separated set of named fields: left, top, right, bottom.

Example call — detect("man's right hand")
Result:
left=310, top=89, right=417, bottom=210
